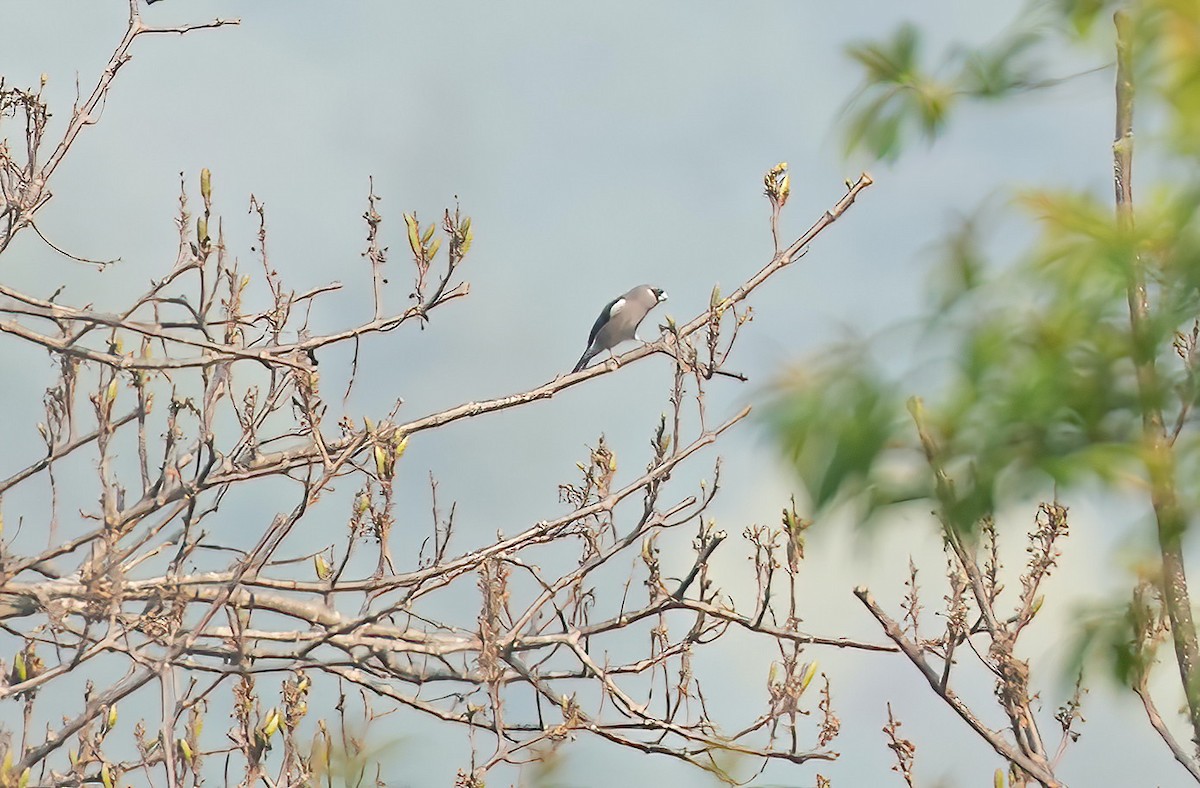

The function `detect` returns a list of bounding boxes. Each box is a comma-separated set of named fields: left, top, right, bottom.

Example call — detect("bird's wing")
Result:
left=586, top=297, right=624, bottom=347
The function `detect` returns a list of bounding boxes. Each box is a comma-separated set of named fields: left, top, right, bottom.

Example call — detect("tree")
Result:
left=0, top=3, right=885, bottom=786
left=772, top=1, right=1200, bottom=785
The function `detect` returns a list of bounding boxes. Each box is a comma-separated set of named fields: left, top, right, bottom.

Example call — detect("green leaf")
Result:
left=766, top=356, right=903, bottom=512
left=842, top=23, right=956, bottom=159
left=846, top=23, right=921, bottom=84
left=957, top=31, right=1041, bottom=98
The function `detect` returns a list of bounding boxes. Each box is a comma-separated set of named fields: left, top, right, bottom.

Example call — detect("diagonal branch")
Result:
left=855, top=586, right=1061, bottom=787
left=1134, top=679, right=1200, bottom=782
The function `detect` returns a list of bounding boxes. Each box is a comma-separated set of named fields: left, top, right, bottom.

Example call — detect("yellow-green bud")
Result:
left=799, top=661, right=819, bottom=693
left=262, top=708, right=281, bottom=738
left=404, top=214, right=421, bottom=256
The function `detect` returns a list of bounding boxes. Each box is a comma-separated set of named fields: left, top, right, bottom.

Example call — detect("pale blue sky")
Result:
left=3, top=1, right=1188, bottom=786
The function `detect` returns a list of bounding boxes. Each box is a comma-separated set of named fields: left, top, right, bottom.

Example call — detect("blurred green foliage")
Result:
left=771, top=353, right=908, bottom=513
left=767, top=184, right=1189, bottom=529
left=779, top=0, right=1200, bottom=519
left=842, top=19, right=1051, bottom=160
left=1067, top=581, right=1164, bottom=688
left=772, top=0, right=1200, bottom=684
left=843, top=23, right=955, bottom=161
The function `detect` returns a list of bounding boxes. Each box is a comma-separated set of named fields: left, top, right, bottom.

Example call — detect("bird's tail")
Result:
left=572, top=350, right=592, bottom=374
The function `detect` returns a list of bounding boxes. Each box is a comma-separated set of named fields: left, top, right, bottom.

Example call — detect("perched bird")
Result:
left=572, top=285, right=668, bottom=373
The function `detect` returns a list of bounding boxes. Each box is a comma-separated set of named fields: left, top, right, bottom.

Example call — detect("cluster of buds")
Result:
left=763, top=161, right=791, bottom=210
left=404, top=213, right=441, bottom=263
left=365, top=416, right=409, bottom=482
left=782, top=497, right=812, bottom=572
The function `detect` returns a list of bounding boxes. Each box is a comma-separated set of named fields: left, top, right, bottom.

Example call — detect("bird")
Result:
left=572, top=284, right=668, bottom=373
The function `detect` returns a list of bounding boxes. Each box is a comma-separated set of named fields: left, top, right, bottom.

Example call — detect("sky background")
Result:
left=3, top=1, right=1192, bottom=786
